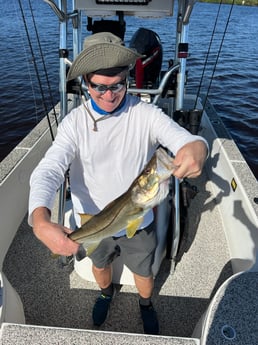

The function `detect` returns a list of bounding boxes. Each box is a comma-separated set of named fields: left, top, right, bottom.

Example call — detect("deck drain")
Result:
left=221, top=325, right=236, bottom=340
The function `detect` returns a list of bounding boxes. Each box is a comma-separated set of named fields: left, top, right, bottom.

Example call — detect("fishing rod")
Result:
left=17, top=0, right=55, bottom=141
left=28, top=0, right=59, bottom=128
left=194, top=0, right=236, bottom=110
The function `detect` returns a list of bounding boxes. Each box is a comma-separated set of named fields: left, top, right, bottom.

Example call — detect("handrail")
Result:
left=127, top=63, right=180, bottom=104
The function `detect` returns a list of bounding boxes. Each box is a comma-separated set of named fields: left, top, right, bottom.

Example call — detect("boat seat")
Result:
left=192, top=271, right=258, bottom=344
left=87, top=18, right=125, bottom=40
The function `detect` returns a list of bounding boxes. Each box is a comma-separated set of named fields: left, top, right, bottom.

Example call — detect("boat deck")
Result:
left=2, top=168, right=233, bottom=339
left=1, top=96, right=258, bottom=344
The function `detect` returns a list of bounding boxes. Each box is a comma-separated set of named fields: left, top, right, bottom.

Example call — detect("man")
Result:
left=29, top=32, right=208, bottom=335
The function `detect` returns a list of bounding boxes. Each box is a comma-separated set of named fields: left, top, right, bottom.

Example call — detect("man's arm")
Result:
left=172, top=140, right=208, bottom=179
left=32, top=207, right=79, bottom=256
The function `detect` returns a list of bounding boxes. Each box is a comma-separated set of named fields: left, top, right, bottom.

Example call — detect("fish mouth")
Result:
left=134, top=178, right=169, bottom=208
left=156, top=147, right=177, bottom=180
left=132, top=148, right=175, bottom=207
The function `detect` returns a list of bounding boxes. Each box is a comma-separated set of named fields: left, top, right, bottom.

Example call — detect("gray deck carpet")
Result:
left=2, top=169, right=233, bottom=339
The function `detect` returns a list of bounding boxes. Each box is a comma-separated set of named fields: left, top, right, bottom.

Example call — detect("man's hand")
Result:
left=32, top=207, right=80, bottom=256
left=173, top=140, right=208, bottom=179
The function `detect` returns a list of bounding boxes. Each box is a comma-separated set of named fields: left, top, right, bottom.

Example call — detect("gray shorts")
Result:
left=89, top=222, right=156, bottom=277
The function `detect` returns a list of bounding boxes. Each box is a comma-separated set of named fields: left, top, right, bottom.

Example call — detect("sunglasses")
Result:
left=88, top=79, right=126, bottom=94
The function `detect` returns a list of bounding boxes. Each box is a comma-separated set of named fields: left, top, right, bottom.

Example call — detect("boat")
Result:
left=0, top=0, right=257, bottom=344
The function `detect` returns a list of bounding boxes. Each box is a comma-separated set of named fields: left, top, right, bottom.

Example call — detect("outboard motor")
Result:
left=129, top=28, right=162, bottom=88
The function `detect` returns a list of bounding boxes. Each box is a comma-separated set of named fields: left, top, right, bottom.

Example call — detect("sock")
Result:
left=101, top=283, right=114, bottom=297
left=139, top=296, right=152, bottom=307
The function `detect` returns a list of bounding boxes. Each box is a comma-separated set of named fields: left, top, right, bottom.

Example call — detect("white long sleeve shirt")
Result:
left=29, top=95, right=207, bottom=230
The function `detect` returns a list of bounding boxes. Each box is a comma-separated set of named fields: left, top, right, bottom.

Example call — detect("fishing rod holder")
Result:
left=173, top=109, right=203, bottom=135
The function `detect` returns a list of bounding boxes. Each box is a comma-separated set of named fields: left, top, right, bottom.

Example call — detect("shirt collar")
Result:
left=90, top=95, right=127, bottom=115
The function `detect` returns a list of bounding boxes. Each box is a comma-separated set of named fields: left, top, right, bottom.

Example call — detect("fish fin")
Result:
left=78, top=213, right=93, bottom=226
left=126, top=217, right=143, bottom=238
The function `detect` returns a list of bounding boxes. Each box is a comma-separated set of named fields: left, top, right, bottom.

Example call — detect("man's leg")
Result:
left=117, top=224, right=159, bottom=335
left=90, top=238, right=120, bottom=327
left=91, top=264, right=115, bottom=326
left=133, top=272, right=159, bottom=335
left=92, top=264, right=112, bottom=290
left=133, top=273, right=154, bottom=298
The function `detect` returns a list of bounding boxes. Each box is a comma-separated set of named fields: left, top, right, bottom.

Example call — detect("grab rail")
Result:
left=127, top=63, right=180, bottom=105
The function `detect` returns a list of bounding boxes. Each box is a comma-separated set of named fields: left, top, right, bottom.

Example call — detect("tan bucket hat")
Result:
left=67, top=32, right=143, bottom=81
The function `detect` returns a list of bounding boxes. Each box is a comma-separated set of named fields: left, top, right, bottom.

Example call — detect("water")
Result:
left=0, top=0, right=59, bottom=156
left=0, top=1, right=257, bottom=179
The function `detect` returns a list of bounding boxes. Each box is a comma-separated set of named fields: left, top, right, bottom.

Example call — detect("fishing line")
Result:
left=13, top=1, right=39, bottom=123
left=18, top=0, right=55, bottom=141
left=194, top=0, right=235, bottom=111
left=193, top=0, right=223, bottom=109
left=28, top=0, right=58, bottom=127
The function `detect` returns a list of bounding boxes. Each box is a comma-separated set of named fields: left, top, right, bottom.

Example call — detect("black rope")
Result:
left=28, top=0, right=58, bottom=127
left=194, top=0, right=235, bottom=111
left=18, top=0, right=55, bottom=141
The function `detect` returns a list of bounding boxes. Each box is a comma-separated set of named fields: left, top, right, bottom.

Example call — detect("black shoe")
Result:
left=92, top=293, right=112, bottom=326
left=139, top=302, right=159, bottom=335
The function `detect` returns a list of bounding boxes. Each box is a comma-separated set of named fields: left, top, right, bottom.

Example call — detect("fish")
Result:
left=69, top=147, right=177, bottom=257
